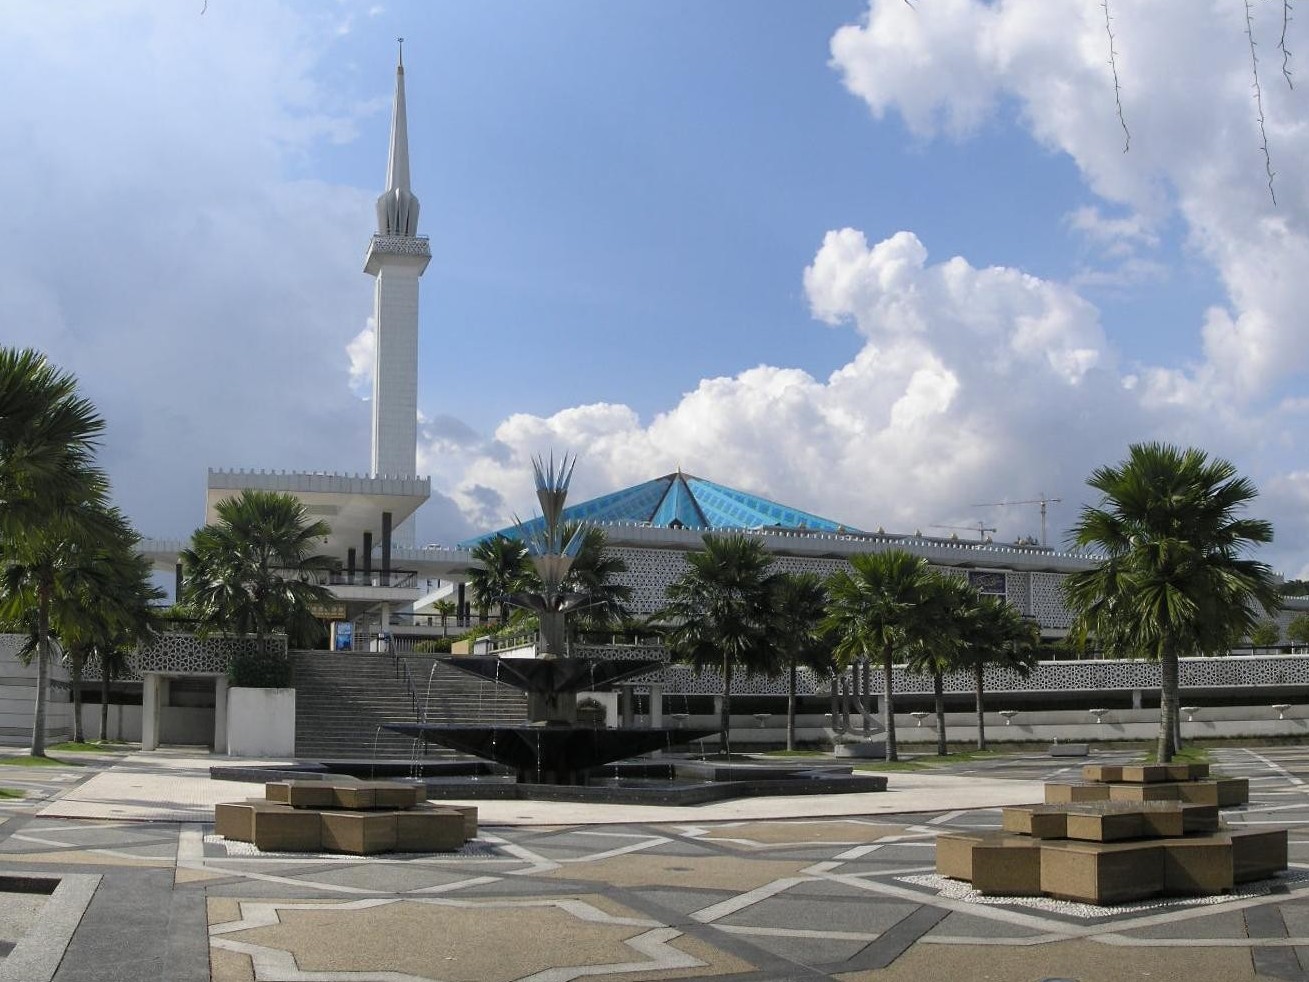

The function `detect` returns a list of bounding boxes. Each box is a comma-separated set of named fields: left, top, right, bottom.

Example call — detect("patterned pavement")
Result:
left=3, top=746, right=1309, bottom=980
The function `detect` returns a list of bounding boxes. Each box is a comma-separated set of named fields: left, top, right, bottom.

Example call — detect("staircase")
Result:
left=291, top=652, right=528, bottom=760
left=416, top=659, right=530, bottom=727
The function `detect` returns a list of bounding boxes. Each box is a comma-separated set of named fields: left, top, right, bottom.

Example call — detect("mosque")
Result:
left=134, top=52, right=1104, bottom=656
left=7, top=54, right=1302, bottom=753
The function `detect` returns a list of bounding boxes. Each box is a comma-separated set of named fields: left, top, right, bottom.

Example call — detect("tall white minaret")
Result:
left=365, top=41, right=430, bottom=546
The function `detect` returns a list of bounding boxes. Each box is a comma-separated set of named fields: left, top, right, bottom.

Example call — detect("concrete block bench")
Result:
left=938, top=767, right=1285, bottom=905
left=215, top=781, right=477, bottom=855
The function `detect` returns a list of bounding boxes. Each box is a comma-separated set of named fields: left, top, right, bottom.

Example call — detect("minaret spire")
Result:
left=376, top=39, right=419, bottom=236
left=365, top=48, right=431, bottom=545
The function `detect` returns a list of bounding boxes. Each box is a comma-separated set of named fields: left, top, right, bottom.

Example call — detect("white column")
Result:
left=141, top=673, right=160, bottom=751
left=620, top=687, right=635, bottom=728
left=213, top=676, right=229, bottom=754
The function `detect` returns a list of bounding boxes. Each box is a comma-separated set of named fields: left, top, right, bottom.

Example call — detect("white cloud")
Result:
left=424, top=221, right=1309, bottom=575
left=427, top=230, right=1133, bottom=546
left=347, top=318, right=375, bottom=398
left=828, top=0, right=1309, bottom=403
left=0, top=2, right=381, bottom=537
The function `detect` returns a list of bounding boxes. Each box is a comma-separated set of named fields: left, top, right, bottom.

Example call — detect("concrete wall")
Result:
left=0, top=637, right=71, bottom=746
left=226, top=687, right=295, bottom=757
left=665, top=706, right=1309, bottom=747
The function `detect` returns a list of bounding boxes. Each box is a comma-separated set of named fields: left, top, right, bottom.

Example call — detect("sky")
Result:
left=5, top=0, right=1309, bottom=578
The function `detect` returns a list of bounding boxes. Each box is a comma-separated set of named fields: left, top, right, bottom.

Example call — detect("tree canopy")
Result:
left=1065, top=443, right=1278, bottom=762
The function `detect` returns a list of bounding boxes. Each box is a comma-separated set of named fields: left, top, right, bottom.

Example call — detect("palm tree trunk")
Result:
left=1158, top=644, right=1179, bottom=763
left=829, top=675, right=839, bottom=734
left=974, top=663, right=987, bottom=751
left=882, top=644, right=897, bottom=762
left=933, top=671, right=947, bottom=756
left=31, top=585, right=50, bottom=757
left=720, top=655, right=732, bottom=758
left=786, top=657, right=797, bottom=752
left=861, top=658, right=873, bottom=734
left=99, top=659, right=111, bottom=742
left=71, top=651, right=85, bottom=744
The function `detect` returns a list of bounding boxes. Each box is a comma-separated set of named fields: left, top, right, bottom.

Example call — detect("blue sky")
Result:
left=4, top=1, right=1308, bottom=576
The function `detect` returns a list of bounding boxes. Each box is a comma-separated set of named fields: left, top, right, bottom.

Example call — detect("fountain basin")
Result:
left=385, top=722, right=715, bottom=785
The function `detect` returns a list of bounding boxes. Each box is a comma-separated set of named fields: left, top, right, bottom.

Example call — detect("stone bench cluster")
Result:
left=937, top=762, right=1287, bottom=905
left=215, top=781, right=477, bottom=855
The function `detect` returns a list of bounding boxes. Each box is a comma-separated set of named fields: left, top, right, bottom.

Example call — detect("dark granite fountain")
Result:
left=386, top=654, right=715, bottom=785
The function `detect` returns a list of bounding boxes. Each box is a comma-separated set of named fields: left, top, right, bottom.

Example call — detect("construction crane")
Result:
left=928, top=523, right=996, bottom=541
left=972, top=495, right=1063, bottom=547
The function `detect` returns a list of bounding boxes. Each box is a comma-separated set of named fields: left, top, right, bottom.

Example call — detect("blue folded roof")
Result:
left=459, top=471, right=859, bottom=546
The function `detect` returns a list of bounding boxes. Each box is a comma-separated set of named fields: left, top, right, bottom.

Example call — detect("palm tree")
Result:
left=660, top=534, right=776, bottom=757
left=1065, top=443, right=1279, bottom=763
left=43, top=512, right=163, bottom=742
left=768, top=572, right=831, bottom=752
left=0, top=348, right=113, bottom=756
left=467, top=535, right=529, bottom=624
left=182, top=490, right=338, bottom=682
left=823, top=550, right=936, bottom=762
left=905, top=573, right=975, bottom=756
left=432, top=598, right=456, bottom=631
left=959, top=596, right=1040, bottom=751
left=555, top=523, right=631, bottom=638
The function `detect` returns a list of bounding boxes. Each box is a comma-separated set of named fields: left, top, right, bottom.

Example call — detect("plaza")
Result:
left=3, top=743, right=1309, bottom=980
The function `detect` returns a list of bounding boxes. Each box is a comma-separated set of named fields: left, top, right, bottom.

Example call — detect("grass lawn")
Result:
left=853, top=749, right=1002, bottom=772
left=1141, top=745, right=1212, bottom=764
left=0, top=788, right=23, bottom=799
left=0, top=754, right=81, bottom=768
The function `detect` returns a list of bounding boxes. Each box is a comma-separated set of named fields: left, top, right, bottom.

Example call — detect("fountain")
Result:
left=383, top=454, right=885, bottom=802
left=387, top=454, right=717, bottom=786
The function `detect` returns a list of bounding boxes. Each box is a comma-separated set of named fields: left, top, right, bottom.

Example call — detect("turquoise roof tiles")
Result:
left=460, top=472, right=858, bottom=546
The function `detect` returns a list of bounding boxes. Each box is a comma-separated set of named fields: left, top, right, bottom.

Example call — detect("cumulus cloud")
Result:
left=426, top=230, right=1132, bottom=547
left=0, top=1, right=379, bottom=537
left=424, top=214, right=1309, bottom=576
left=829, top=0, right=1309, bottom=403
left=347, top=319, right=375, bottom=398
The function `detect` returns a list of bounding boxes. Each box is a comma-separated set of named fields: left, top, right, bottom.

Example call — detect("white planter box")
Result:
left=226, top=687, right=295, bottom=757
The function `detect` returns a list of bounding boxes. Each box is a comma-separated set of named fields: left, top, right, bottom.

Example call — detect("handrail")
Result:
left=381, top=634, right=422, bottom=721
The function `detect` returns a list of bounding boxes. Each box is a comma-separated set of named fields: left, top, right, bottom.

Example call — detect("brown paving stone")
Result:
left=542, top=853, right=812, bottom=890
left=209, top=946, right=255, bottom=982
left=691, top=820, right=909, bottom=846
left=0, top=849, right=171, bottom=867
left=226, top=900, right=677, bottom=982
left=834, top=939, right=1257, bottom=982
left=583, top=934, right=754, bottom=981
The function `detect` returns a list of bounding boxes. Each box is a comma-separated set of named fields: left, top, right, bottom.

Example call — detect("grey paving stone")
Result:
left=719, top=895, right=921, bottom=935
left=719, top=931, right=867, bottom=968
left=623, top=885, right=737, bottom=917
left=0, top=892, right=47, bottom=942
left=1116, top=909, right=1251, bottom=939
left=930, top=910, right=1050, bottom=938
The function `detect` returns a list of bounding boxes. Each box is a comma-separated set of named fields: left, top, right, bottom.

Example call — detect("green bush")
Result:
left=413, top=637, right=452, bottom=654
left=228, top=648, right=292, bottom=687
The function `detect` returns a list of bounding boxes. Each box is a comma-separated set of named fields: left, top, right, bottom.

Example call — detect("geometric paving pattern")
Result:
left=8, top=745, right=1309, bottom=980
